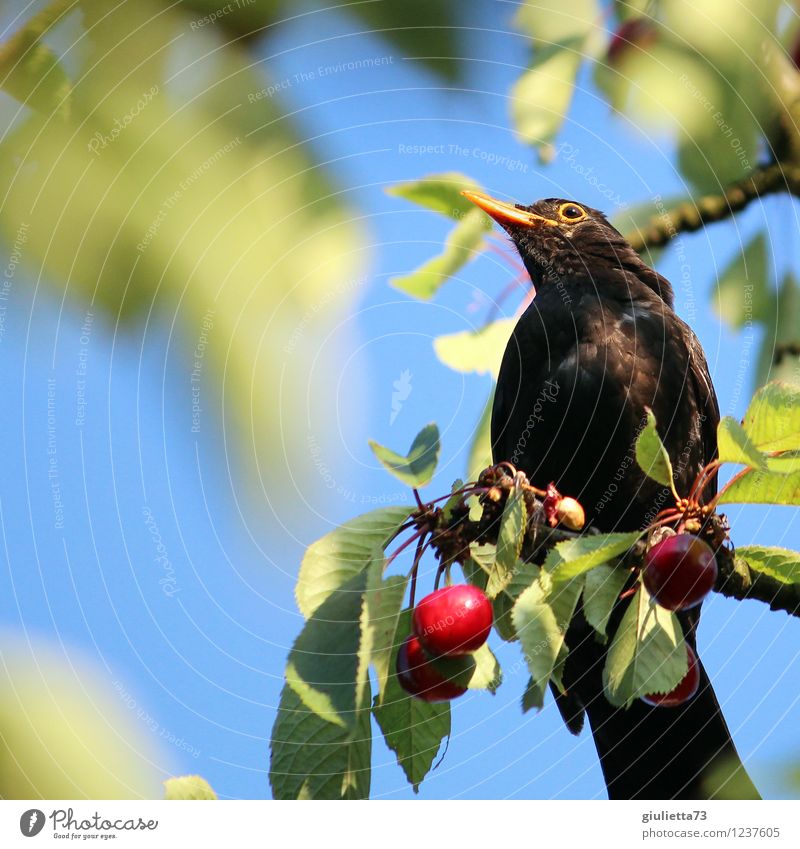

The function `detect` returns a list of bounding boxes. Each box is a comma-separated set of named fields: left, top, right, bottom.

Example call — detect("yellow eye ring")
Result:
left=557, top=202, right=587, bottom=222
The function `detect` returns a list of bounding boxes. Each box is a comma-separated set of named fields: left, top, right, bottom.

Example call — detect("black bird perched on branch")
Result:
left=462, top=191, right=759, bottom=800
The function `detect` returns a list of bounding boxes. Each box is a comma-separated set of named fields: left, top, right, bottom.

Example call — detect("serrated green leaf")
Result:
left=636, top=408, right=676, bottom=491
left=372, top=612, right=450, bottom=792
left=717, top=417, right=767, bottom=469
left=468, top=388, right=495, bottom=482
left=742, top=381, right=800, bottom=452
left=737, top=546, right=800, bottom=586
left=164, top=775, right=217, bottom=800
left=369, top=423, right=441, bottom=488
left=603, top=585, right=687, bottom=708
left=270, top=682, right=371, bottom=800
left=434, top=320, right=516, bottom=381
left=546, top=532, right=641, bottom=580
left=466, top=643, right=502, bottom=693
left=512, top=574, right=582, bottom=701
left=387, top=172, right=485, bottom=219
left=296, top=507, right=412, bottom=619
left=491, top=488, right=528, bottom=597
left=714, top=233, right=771, bottom=330
left=285, top=572, right=367, bottom=728
left=582, top=563, right=630, bottom=639
left=390, top=208, right=490, bottom=299
left=361, top=556, right=409, bottom=706
left=717, top=469, right=800, bottom=506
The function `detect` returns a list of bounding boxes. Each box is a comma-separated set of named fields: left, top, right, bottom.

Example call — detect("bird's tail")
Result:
left=558, top=612, right=760, bottom=800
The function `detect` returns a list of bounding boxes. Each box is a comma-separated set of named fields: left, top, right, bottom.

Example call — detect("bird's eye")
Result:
left=558, top=203, right=587, bottom=222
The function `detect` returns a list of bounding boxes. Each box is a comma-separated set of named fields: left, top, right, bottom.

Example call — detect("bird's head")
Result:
left=462, top=191, right=673, bottom=305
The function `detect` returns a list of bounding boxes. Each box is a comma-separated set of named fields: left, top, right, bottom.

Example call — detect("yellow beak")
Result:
left=461, top=190, right=558, bottom=229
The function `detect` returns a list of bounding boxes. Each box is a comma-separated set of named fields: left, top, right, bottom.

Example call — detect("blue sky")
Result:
left=0, top=2, right=798, bottom=800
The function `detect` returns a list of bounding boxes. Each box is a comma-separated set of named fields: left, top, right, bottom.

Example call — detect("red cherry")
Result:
left=643, top=534, right=717, bottom=611
left=641, top=645, right=700, bottom=707
left=607, top=18, right=658, bottom=65
left=412, top=585, right=493, bottom=656
left=396, top=635, right=469, bottom=702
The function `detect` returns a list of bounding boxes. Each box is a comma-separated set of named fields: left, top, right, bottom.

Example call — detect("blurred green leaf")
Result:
left=164, top=775, right=217, bottom=800
left=387, top=172, right=485, bottom=219
left=434, top=319, right=515, bottom=380
left=0, top=643, right=161, bottom=799
left=0, top=2, right=366, bottom=514
left=714, top=234, right=771, bottom=330
left=369, top=422, right=441, bottom=487
left=511, top=44, right=582, bottom=153
left=390, top=208, right=489, bottom=299
left=756, top=274, right=800, bottom=388
left=515, top=0, right=600, bottom=48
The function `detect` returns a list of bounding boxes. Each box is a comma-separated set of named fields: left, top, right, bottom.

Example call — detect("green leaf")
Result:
left=372, top=612, right=451, bottom=792
left=582, top=563, right=630, bottom=640
left=0, top=40, right=72, bottom=117
left=546, top=532, right=641, bottom=580
left=285, top=572, right=367, bottom=728
left=296, top=507, right=412, bottom=619
left=717, top=417, right=767, bottom=469
left=369, top=423, right=441, bottom=488
left=736, top=546, right=800, bottom=586
left=361, top=556, right=409, bottom=705
left=387, top=172, right=485, bottom=219
left=468, top=388, right=495, bottom=482
left=442, top=479, right=465, bottom=522
left=434, top=319, right=516, bottom=381
left=717, top=469, right=800, bottom=506
left=714, top=234, right=771, bottom=330
left=511, top=44, right=583, bottom=153
left=635, top=408, right=676, bottom=492
left=515, top=0, right=601, bottom=47
left=390, top=208, right=489, bottom=299
left=491, top=488, right=528, bottom=597
left=521, top=677, right=543, bottom=713
left=755, top=274, right=800, bottom=389
left=164, top=775, right=217, bottom=800
left=512, top=574, right=583, bottom=706
left=603, top=584, right=687, bottom=708
left=742, top=381, right=800, bottom=452
left=270, top=683, right=371, bottom=800
left=466, top=643, right=503, bottom=693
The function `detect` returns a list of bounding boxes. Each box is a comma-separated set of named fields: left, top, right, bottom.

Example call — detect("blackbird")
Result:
left=463, top=191, right=759, bottom=800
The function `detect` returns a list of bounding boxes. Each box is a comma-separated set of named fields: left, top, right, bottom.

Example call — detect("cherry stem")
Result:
left=708, top=464, right=750, bottom=511
left=408, top=532, right=428, bottom=608
left=412, top=488, right=424, bottom=509
left=483, top=270, right=531, bottom=326
left=384, top=528, right=426, bottom=572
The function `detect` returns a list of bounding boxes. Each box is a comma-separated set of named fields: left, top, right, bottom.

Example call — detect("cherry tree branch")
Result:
left=625, top=162, right=800, bottom=253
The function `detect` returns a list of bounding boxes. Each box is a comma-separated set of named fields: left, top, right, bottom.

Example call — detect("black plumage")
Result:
left=463, top=192, right=759, bottom=800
